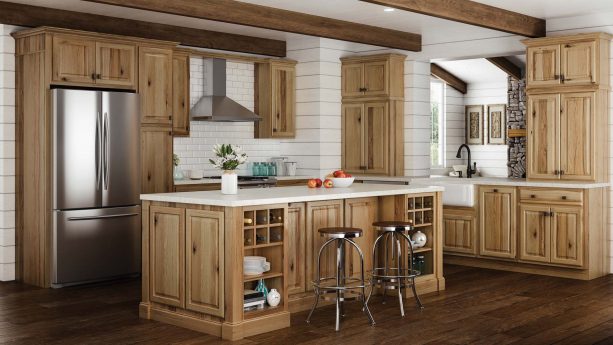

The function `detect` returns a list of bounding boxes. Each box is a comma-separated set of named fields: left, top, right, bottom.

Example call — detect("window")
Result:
left=430, top=79, right=445, bottom=168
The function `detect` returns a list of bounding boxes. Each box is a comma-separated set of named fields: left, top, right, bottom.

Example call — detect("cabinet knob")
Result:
left=276, top=113, right=280, bottom=118
left=358, top=116, right=361, bottom=123
left=565, top=44, right=572, bottom=48
left=561, top=195, right=567, bottom=200
left=554, top=170, right=560, bottom=175
left=554, top=74, right=560, bottom=80
left=96, top=74, right=101, bottom=79
left=493, top=189, right=499, bottom=193
left=91, top=73, right=95, bottom=80
left=192, top=244, right=197, bottom=254
left=560, top=170, right=565, bottom=175
left=147, top=172, right=151, bottom=181
left=273, top=128, right=277, bottom=132
left=120, top=68, right=124, bottom=75
left=530, top=194, right=536, bottom=198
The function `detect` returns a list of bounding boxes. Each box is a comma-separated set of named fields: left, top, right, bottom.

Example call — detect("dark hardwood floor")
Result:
left=1, top=265, right=612, bottom=344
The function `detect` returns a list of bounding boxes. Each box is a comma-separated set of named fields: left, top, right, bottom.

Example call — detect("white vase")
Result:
left=267, top=288, right=281, bottom=307
left=411, top=230, right=427, bottom=248
left=221, top=170, right=238, bottom=194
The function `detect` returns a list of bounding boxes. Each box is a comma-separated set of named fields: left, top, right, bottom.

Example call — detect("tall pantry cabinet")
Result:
left=340, top=54, right=405, bottom=176
left=12, top=27, right=180, bottom=287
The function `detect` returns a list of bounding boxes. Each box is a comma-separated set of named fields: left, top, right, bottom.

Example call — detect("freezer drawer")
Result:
left=52, top=206, right=141, bottom=287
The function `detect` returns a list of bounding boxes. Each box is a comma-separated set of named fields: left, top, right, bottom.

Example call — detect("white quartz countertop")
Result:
left=410, top=176, right=609, bottom=189
left=141, top=183, right=444, bottom=207
left=173, top=176, right=311, bottom=185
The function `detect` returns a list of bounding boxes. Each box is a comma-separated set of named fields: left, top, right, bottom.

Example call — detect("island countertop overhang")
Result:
left=140, top=184, right=444, bottom=207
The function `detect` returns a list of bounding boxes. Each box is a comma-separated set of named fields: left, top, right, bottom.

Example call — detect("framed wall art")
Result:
left=465, top=105, right=484, bottom=145
left=487, top=104, right=506, bottom=145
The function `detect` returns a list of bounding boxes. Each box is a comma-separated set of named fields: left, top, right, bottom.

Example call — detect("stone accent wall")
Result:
left=507, top=77, right=526, bottom=178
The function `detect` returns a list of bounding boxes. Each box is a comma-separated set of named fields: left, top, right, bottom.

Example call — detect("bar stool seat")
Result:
left=306, top=227, right=375, bottom=331
left=369, top=220, right=423, bottom=317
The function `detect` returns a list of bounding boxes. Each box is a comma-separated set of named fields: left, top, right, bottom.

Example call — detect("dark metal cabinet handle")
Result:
left=554, top=170, right=560, bottom=175
left=561, top=196, right=567, bottom=200
left=560, top=170, right=565, bottom=175
left=273, top=128, right=278, bottom=132
left=96, top=74, right=101, bottom=79
left=493, top=189, right=499, bottom=193
left=530, top=194, right=536, bottom=198
left=192, top=244, right=197, bottom=254
left=67, top=213, right=139, bottom=221
left=554, top=74, right=560, bottom=80
left=91, top=73, right=96, bottom=80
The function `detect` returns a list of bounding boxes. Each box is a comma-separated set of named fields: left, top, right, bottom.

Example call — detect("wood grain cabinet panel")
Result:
left=527, top=94, right=558, bottom=179
left=363, top=61, right=388, bottom=97
left=443, top=208, right=477, bottom=255
left=527, top=45, right=560, bottom=87
left=286, top=203, right=306, bottom=295
left=150, top=206, right=185, bottom=308
left=561, top=41, right=596, bottom=85
left=95, top=41, right=136, bottom=87
left=141, top=127, right=173, bottom=194
left=551, top=206, right=584, bottom=267
left=344, top=198, right=377, bottom=277
left=341, top=103, right=364, bottom=174
left=479, top=186, right=517, bottom=259
left=559, top=92, right=594, bottom=180
left=139, top=47, right=173, bottom=125
left=341, top=62, right=363, bottom=98
left=519, top=204, right=551, bottom=263
left=305, top=200, right=344, bottom=290
left=172, top=51, right=190, bottom=136
left=52, top=34, right=96, bottom=84
left=185, top=209, right=225, bottom=317
left=364, top=102, right=389, bottom=175
left=255, top=61, right=296, bottom=138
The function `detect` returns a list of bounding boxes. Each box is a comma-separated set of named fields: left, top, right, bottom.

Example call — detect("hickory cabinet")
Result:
left=478, top=186, right=517, bottom=259
left=305, top=200, right=344, bottom=288
left=172, top=50, right=191, bottom=136
left=286, top=203, right=307, bottom=295
left=527, top=91, right=606, bottom=182
left=341, top=54, right=405, bottom=99
left=51, top=34, right=137, bottom=88
left=139, top=47, right=173, bottom=125
left=148, top=206, right=225, bottom=317
left=255, top=60, right=297, bottom=138
left=525, top=33, right=610, bottom=88
left=141, top=127, right=173, bottom=194
left=443, top=207, right=477, bottom=256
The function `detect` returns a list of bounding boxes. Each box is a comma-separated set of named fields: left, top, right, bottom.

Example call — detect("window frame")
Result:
left=430, top=78, right=446, bottom=168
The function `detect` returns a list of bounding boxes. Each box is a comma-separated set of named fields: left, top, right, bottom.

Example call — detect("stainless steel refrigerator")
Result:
left=52, top=89, right=141, bottom=287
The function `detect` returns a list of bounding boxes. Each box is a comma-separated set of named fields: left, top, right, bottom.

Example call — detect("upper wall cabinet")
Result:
left=255, top=60, right=297, bottom=138
left=525, top=33, right=611, bottom=89
left=139, top=47, right=173, bottom=126
left=341, top=54, right=405, bottom=99
left=52, top=34, right=136, bottom=89
left=172, top=50, right=190, bottom=136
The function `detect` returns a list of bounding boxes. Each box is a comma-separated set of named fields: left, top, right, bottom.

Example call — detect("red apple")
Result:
left=323, top=179, right=334, bottom=188
left=315, top=178, right=323, bottom=188
left=333, top=170, right=345, bottom=178
left=345, top=174, right=352, bottom=178
left=307, top=179, right=318, bottom=188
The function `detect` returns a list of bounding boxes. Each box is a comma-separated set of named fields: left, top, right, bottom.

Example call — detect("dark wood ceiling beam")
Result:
left=85, top=0, right=422, bottom=51
left=0, top=1, right=286, bottom=57
left=361, top=0, right=545, bottom=38
left=431, top=63, right=467, bottom=94
left=486, top=57, right=523, bottom=80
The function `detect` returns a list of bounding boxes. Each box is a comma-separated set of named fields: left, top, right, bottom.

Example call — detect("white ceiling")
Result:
left=8, top=0, right=613, bottom=52
left=436, top=59, right=509, bottom=84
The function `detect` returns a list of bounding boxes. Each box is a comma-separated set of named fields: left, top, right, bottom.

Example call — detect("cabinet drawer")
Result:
left=519, top=188, right=583, bottom=204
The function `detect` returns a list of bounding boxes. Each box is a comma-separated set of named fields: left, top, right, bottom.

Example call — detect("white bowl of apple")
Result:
left=326, top=170, right=355, bottom=188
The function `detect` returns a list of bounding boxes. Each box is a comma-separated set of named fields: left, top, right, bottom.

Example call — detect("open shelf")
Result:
left=411, top=246, right=433, bottom=254
left=243, top=271, right=283, bottom=282
left=244, top=305, right=283, bottom=320
left=244, top=242, right=283, bottom=250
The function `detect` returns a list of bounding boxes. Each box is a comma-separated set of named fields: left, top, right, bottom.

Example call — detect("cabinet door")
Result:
left=363, top=60, right=388, bottom=97
left=527, top=45, right=560, bottom=87
left=364, top=102, right=389, bottom=175
left=479, top=186, right=517, bottom=259
left=139, top=47, right=173, bottom=125
left=443, top=208, right=476, bottom=255
left=519, top=204, right=550, bottom=263
left=342, top=103, right=364, bottom=174
left=551, top=206, right=584, bottom=267
left=150, top=206, right=185, bottom=308
left=559, top=92, right=594, bottom=180
left=172, top=53, right=190, bottom=136
left=287, top=203, right=306, bottom=295
left=344, top=198, right=377, bottom=277
left=341, top=62, right=363, bottom=97
left=185, top=209, right=225, bottom=317
left=95, top=42, right=136, bottom=88
left=271, top=64, right=296, bottom=137
left=527, top=94, right=559, bottom=179
left=561, top=41, right=596, bottom=85
left=52, top=35, right=96, bottom=84
left=141, top=127, right=173, bottom=194
left=306, top=200, right=344, bottom=291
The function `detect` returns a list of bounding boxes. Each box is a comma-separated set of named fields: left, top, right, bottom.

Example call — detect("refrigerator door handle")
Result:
left=96, top=111, right=103, bottom=190
left=103, top=112, right=109, bottom=190
left=67, top=213, right=140, bottom=221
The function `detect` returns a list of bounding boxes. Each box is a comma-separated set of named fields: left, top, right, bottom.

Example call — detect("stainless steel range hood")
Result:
left=190, top=58, right=261, bottom=122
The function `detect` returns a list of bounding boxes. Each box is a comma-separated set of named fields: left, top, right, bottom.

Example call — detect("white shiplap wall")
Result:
left=0, top=24, right=17, bottom=281
left=464, top=81, right=508, bottom=177
left=405, top=60, right=432, bottom=177
left=173, top=58, right=281, bottom=175
left=445, top=85, right=465, bottom=168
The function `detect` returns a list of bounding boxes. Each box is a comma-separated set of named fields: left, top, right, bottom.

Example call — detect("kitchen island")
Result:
left=139, top=184, right=444, bottom=340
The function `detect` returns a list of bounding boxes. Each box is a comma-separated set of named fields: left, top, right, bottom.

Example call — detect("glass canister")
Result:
left=252, top=162, right=261, bottom=176
left=260, top=162, right=269, bottom=176
left=268, top=162, right=277, bottom=176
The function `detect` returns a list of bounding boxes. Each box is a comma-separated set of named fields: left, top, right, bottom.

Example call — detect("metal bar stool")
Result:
left=368, top=221, right=423, bottom=317
left=306, top=227, right=375, bottom=331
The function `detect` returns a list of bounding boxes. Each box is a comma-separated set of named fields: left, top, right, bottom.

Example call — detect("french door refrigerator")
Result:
left=52, top=88, right=141, bottom=287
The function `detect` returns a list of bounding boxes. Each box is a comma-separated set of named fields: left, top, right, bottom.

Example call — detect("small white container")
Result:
left=329, top=177, right=355, bottom=188
left=267, top=288, right=281, bottom=307
left=221, top=170, right=238, bottom=194
left=187, top=169, right=204, bottom=179
left=285, top=162, right=297, bottom=176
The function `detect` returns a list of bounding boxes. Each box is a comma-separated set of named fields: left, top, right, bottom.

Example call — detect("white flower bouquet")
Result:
left=209, top=144, right=248, bottom=171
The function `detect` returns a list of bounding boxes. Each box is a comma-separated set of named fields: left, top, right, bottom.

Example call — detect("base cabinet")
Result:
left=479, top=186, right=517, bottom=259
left=286, top=203, right=307, bottom=295
left=443, top=207, right=477, bottom=255
left=550, top=206, right=583, bottom=267
left=519, top=203, right=551, bottom=263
